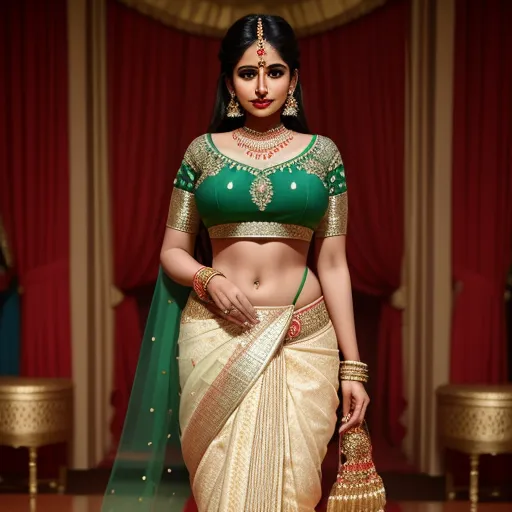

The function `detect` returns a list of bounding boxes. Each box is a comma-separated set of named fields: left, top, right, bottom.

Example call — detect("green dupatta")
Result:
left=102, top=267, right=192, bottom=511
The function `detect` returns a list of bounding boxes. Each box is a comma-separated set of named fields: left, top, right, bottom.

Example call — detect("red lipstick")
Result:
left=251, top=100, right=273, bottom=109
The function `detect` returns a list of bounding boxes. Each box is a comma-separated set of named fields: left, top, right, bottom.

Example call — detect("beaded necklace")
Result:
left=232, top=124, right=294, bottom=161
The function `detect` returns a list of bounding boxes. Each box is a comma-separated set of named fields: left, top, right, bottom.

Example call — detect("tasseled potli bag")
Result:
left=327, top=421, right=386, bottom=511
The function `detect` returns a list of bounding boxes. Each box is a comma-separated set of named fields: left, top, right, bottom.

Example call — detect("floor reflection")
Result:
left=1, top=496, right=512, bottom=512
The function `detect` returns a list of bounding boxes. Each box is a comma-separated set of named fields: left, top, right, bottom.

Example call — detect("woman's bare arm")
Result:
left=159, top=227, right=258, bottom=325
left=315, top=234, right=369, bottom=432
left=159, top=227, right=202, bottom=287
left=314, top=235, right=360, bottom=361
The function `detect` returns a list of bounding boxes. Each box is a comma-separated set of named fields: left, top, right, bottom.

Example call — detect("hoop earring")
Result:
left=226, top=91, right=244, bottom=118
left=282, top=91, right=299, bottom=117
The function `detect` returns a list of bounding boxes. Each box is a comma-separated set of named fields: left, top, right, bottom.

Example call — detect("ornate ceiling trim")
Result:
left=116, top=0, right=387, bottom=38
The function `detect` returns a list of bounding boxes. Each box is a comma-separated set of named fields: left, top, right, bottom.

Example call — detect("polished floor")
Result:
left=1, top=496, right=512, bottom=512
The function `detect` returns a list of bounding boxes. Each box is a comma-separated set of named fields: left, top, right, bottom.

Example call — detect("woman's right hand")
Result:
left=206, top=275, right=259, bottom=327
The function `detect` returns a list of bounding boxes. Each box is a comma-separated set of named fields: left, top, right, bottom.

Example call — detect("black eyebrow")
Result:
left=237, top=63, right=287, bottom=72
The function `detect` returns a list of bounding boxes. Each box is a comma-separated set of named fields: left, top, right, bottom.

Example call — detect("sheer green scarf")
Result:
left=102, top=267, right=192, bottom=511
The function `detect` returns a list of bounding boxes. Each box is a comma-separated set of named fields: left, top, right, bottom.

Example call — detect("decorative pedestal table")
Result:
left=436, top=384, right=512, bottom=510
left=0, top=377, right=73, bottom=495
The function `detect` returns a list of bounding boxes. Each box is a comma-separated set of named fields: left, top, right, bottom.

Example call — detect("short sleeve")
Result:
left=166, top=140, right=202, bottom=234
left=315, top=143, right=348, bottom=237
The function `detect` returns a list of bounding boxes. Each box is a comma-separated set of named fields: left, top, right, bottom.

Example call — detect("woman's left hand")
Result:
left=339, top=380, right=370, bottom=434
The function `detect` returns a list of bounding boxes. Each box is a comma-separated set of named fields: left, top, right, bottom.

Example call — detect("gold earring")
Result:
left=282, top=91, right=298, bottom=117
left=226, top=91, right=243, bottom=118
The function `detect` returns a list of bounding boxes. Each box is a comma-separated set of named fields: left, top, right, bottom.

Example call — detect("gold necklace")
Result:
left=232, top=125, right=294, bottom=161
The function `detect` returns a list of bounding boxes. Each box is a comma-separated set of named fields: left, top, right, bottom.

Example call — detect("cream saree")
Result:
left=178, top=294, right=340, bottom=511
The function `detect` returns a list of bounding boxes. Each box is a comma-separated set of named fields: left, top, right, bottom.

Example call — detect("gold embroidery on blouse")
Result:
left=184, top=135, right=224, bottom=188
left=315, top=192, right=348, bottom=237
left=166, top=188, right=200, bottom=233
left=197, top=135, right=342, bottom=211
left=208, top=222, right=313, bottom=241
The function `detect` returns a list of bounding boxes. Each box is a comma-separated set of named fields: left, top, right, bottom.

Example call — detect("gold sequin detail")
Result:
left=208, top=222, right=313, bottom=242
left=315, top=192, right=348, bottom=237
left=181, top=293, right=216, bottom=323
left=166, top=188, right=200, bottom=233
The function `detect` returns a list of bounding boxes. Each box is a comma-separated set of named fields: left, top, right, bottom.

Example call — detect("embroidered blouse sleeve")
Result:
left=315, top=141, right=348, bottom=237
left=166, top=139, right=202, bottom=234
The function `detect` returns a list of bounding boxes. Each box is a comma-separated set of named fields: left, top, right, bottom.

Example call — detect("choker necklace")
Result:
left=232, top=124, right=294, bottom=161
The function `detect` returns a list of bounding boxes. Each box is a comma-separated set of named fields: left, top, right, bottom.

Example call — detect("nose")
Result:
left=255, top=66, right=268, bottom=98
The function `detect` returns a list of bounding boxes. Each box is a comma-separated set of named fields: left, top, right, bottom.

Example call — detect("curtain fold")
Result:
left=0, top=0, right=71, bottom=477
left=0, top=0, right=71, bottom=379
left=301, top=0, right=408, bottom=446
left=450, top=0, right=512, bottom=383
left=106, top=0, right=219, bottom=442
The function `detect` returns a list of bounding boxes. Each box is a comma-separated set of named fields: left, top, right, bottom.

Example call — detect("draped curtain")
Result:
left=0, top=0, right=71, bottom=475
left=106, top=0, right=219, bottom=440
left=302, top=0, right=408, bottom=446
left=450, top=0, right=512, bottom=383
left=0, top=0, right=71, bottom=379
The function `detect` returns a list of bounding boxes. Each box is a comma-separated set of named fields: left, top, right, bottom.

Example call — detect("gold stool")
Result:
left=0, top=377, right=73, bottom=495
left=436, top=384, right=512, bottom=510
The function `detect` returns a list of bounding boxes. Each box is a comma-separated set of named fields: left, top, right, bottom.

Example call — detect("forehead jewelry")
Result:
left=256, top=17, right=266, bottom=68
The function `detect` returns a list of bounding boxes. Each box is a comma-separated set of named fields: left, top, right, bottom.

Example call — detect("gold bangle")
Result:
left=340, top=360, right=369, bottom=382
left=193, top=266, right=224, bottom=302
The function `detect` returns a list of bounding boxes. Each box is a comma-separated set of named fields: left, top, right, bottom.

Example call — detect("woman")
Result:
left=103, top=14, right=370, bottom=512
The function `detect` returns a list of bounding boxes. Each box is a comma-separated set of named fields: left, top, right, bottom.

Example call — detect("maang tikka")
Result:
left=257, top=17, right=298, bottom=117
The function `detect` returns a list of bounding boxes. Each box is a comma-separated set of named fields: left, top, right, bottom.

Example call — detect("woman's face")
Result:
left=229, top=41, right=297, bottom=119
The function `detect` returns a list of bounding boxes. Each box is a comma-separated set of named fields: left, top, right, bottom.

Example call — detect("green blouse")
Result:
left=166, top=133, right=348, bottom=241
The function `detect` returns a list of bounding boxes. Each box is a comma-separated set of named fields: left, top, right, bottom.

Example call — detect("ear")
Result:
left=224, top=77, right=235, bottom=96
left=289, top=69, right=299, bottom=94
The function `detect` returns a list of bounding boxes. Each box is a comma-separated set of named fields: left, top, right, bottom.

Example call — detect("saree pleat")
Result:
left=178, top=294, right=340, bottom=512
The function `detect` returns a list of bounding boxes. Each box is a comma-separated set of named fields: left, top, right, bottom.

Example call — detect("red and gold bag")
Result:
left=327, top=421, right=386, bottom=511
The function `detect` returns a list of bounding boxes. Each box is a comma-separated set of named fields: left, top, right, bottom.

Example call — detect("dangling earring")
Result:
left=226, top=91, right=243, bottom=118
left=282, top=90, right=299, bottom=117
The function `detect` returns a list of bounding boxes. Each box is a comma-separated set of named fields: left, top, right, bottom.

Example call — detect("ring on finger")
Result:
left=223, top=308, right=230, bottom=315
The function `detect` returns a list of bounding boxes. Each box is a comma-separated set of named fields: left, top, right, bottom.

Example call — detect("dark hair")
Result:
left=207, top=14, right=310, bottom=134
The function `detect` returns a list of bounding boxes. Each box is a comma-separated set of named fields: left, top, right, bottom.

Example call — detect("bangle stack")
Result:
left=192, top=266, right=225, bottom=302
left=340, top=360, right=369, bottom=383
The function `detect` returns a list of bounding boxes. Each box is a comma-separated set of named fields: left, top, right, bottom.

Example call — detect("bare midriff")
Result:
left=211, top=238, right=322, bottom=309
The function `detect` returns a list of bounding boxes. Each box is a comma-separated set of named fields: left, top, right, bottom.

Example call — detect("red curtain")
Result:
left=0, top=0, right=70, bottom=477
left=450, top=0, right=512, bottom=383
left=301, top=0, right=408, bottom=446
left=0, top=0, right=71, bottom=378
left=106, top=0, right=219, bottom=442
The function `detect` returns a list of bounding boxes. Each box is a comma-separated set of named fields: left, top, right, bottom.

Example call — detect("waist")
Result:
left=182, top=294, right=330, bottom=344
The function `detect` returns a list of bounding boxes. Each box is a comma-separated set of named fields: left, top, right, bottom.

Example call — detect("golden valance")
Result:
left=117, top=0, right=387, bottom=38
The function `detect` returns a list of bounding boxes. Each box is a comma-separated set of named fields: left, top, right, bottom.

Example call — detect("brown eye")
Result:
left=239, top=71, right=256, bottom=80
left=268, top=69, right=285, bottom=79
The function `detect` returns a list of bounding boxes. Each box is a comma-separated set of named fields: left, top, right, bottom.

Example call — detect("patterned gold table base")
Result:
left=436, top=384, right=512, bottom=511
left=0, top=377, right=73, bottom=496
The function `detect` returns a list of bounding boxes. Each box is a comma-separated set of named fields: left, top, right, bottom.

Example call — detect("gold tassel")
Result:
left=327, top=421, right=386, bottom=512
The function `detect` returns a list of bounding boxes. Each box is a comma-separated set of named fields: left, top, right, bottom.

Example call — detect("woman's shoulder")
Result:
left=310, top=134, right=343, bottom=166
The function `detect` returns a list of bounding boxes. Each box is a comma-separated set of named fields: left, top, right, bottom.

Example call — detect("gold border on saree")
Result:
left=181, top=293, right=330, bottom=344
left=207, top=222, right=314, bottom=242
